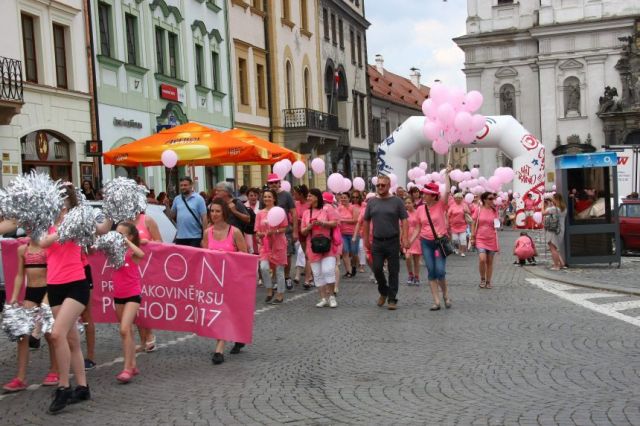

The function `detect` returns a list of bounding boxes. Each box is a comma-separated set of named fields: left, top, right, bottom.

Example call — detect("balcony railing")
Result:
left=283, top=108, right=339, bottom=131
left=0, top=56, right=24, bottom=103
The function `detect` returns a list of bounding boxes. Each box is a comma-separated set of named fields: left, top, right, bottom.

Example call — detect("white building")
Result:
left=92, top=0, right=233, bottom=196
left=454, top=0, right=640, bottom=182
left=0, top=0, right=93, bottom=187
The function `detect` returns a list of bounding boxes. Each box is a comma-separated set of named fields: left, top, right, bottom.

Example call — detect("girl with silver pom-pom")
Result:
left=112, top=222, right=145, bottom=383
left=38, top=184, right=93, bottom=414
left=3, top=237, right=59, bottom=392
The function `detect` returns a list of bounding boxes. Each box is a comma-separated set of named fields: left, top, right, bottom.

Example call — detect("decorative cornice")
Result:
left=495, top=66, right=518, bottom=78
left=149, top=0, right=184, bottom=24
left=191, top=20, right=207, bottom=35
left=209, top=29, right=223, bottom=43
left=585, top=54, right=608, bottom=65
left=558, top=59, right=584, bottom=70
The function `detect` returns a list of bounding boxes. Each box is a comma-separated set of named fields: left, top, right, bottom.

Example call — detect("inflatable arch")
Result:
left=376, top=115, right=545, bottom=228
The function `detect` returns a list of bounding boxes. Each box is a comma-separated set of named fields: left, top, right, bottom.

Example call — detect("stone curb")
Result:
left=523, top=265, right=640, bottom=297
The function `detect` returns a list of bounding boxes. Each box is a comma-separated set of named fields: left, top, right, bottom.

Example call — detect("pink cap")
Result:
left=267, top=173, right=281, bottom=183
left=322, top=192, right=335, bottom=204
left=421, top=182, right=440, bottom=195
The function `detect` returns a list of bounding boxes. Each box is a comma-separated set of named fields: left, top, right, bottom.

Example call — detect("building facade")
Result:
left=454, top=0, right=640, bottom=181
left=0, top=0, right=94, bottom=188
left=369, top=55, right=442, bottom=179
left=92, top=0, right=233, bottom=195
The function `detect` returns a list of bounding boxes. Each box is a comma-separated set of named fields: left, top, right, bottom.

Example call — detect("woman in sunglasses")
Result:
left=470, top=192, right=500, bottom=289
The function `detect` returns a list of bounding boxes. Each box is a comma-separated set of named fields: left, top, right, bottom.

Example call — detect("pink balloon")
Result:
left=464, top=193, right=474, bottom=204
left=552, top=184, right=557, bottom=191
left=437, top=103, right=455, bottom=126
left=407, top=168, right=416, bottom=181
left=471, top=114, right=486, bottom=132
left=419, top=162, right=428, bottom=170
left=488, top=176, right=501, bottom=189
left=496, top=197, right=503, bottom=205
left=342, top=178, right=352, bottom=192
left=273, top=161, right=288, bottom=179
left=513, top=192, right=521, bottom=199
left=415, top=175, right=429, bottom=186
left=463, top=171, right=472, bottom=181
left=495, top=167, right=515, bottom=184
left=353, top=177, right=365, bottom=191
left=423, top=120, right=440, bottom=140
left=280, top=180, right=291, bottom=192
left=464, top=90, right=484, bottom=112
left=414, top=167, right=425, bottom=178
left=311, top=158, right=325, bottom=174
left=371, top=176, right=378, bottom=186
left=267, top=206, right=286, bottom=227
left=532, top=212, right=543, bottom=224
left=291, top=161, right=306, bottom=178
left=432, top=138, right=449, bottom=155
left=449, top=169, right=463, bottom=182
left=388, top=173, right=398, bottom=187
left=449, top=87, right=466, bottom=110
left=450, top=186, right=457, bottom=193
left=327, top=173, right=344, bottom=193
left=429, top=84, right=450, bottom=106
left=470, top=168, right=479, bottom=178
left=421, top=99, right=436, bottom=119
left=280, top=159, right=292, bottom=174
left=454, top=111, right=472, bottom=132
left=161, top=149, right=178, bottom=168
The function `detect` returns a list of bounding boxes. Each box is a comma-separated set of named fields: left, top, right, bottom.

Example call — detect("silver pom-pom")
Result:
left=57, top=203, right=96, bottom=246
left=2, top=305, right=37, bottom=342
left=77, top=318, right=86, bottom=336
left=38, top=303, right=55, bottom=335
left=93, top=231, right=127, bottom=269
left=102, top=177, right=148, bottom=223
left=0, top=171, right=66, bottom=240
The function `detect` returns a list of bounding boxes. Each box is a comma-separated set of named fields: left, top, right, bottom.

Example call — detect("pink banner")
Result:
left=1, top=240, right=259, bottom=343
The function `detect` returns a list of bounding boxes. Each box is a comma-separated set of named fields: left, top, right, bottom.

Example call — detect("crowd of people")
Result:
left=1, top=170, right=569, bottom=415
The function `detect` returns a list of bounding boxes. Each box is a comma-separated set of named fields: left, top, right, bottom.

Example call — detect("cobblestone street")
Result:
left=3, top=231, right=640, bottom=425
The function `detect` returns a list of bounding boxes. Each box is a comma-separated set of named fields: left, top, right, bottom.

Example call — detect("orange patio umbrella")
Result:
left=103, top=122, right=273, bottom=167
left=223, top=128, right=302, bottom=163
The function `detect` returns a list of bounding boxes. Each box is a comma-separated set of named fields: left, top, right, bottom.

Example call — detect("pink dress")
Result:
left=302, top=207, right=339, bottom=263
left=112, top=251, right=141, bottom=298
left=447, top=201, right=468, bottom=234
left=207, top=225, right=238, bottom=253
left=255, top=209, right=288, bottom=266
left=473, top=207, right=499, bottom=252
left=405, top=210, right=422, bottom=255
left=416, top=200, right=448, bottom=240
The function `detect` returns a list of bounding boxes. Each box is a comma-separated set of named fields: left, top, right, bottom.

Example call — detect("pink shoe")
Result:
left=3, top=377, right=27, bottom=392
left=42, top=373, right=59, bottom=386
left=131, top=367, right=140, bottom=376
left=116, top=369, right=134, bottom=383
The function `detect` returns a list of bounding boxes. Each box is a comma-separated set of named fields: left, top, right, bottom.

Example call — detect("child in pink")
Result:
left=403, top=198, right=422, bottom=285
left=513, top=232, right=537, bottom=266
left=112, top=222, right=145, bottom=383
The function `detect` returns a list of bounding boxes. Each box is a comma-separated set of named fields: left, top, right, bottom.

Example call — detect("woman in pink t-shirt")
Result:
left=413, top=181, right=452, bottom=311
left=448, top=193, right=471, bottom=257
left=112, top=222, right=145, bottom=383
left=350, top=190, right=366, bottom=273
left=301, top=188, right=339, bottom=308
left=403, top=197, right=422, bottom=285
left=337, top=193, right=358, bottom=278
left=255, top=189, right=288, bottom=304
left=471, top=192, right=500, bottom=289
left=292, top=185, right=312, bottom=288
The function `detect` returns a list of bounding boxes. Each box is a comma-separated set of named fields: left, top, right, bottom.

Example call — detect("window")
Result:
left=256, top=63, right=266, bottom=109
left=282, top=0, right=290, bottom=21
left=331, top=14, right=337, bottom=45
left=238, top=58, right=248, bottom=105
left=497, top=0, right=514, bottom=4
left=285, top=61, right=293, bottom=109
left=338, top=19, right=344, bottom=49
left=168, top=32, right=178, bottom=78
left=323, top=8, right=329, bottom=40
left=385, top=120, right=390, bottom=137
left=353, top=91, right=359, bottom=137
left=350, top=29, right=355, bottom=64
left=303, top=68, right=311, bottom=109
left=357, top=34, right=362, bottom=67
left=155, top=27, right=165, bottom=73
left=372, top=118, right=381, bottom=144
left=21, top=14, right=38, bottom=83
left=52, top=24, right=67, bottom=89
left=125, top=14, right=138, bottom=65
left=195, top=45, right=204, bottom=86
left=98, top=2, right=112, bottom=57
left=211, top=51, right=220, bottom=91
left=300, top=0, right=308, bottom=30
left=359, top=95, right=366, bottom=138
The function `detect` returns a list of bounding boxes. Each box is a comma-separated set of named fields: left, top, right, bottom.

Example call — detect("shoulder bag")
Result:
left=425, top=204, right=455, bottom=257
left=181, top=195, right=203, bottom=239
left=309, top=208, right=331, bottom=254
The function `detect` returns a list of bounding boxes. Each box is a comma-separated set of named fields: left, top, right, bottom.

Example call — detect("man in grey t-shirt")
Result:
left=363, top=175, right=408, bottom=310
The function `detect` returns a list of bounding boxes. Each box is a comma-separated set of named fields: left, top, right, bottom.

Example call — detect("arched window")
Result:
left=285, top=60, right=293, bottom=109
left=499, top=84, right=516, bottom=118
left=563, top=76, right=581, bottom=117
left=303, top=67, right=311, bottom=109
left=324, top=63, right=337, bottom=114
left=336, top=66, right=348, bottom=101
left=20, top=130, right=73, bottom=182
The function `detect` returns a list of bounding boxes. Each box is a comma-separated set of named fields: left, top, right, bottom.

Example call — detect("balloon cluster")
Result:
left=102, top=177, right=148, bottom=223
left=422, top=84, right=486, bottom=155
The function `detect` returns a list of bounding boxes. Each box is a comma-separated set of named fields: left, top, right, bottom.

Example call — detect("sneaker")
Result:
left=329, top=295, right=338, bottom=308
left=406, top=276, right=414, bottom=285
left=3, top=377, right=27, bottom=392
left=460, top=253, right=466, bottom=257
left=68, top=385, right=90, bottom=404
left=42, top=373, right=59, bottom=387
left=131, top=367, right=140, bottom=376
left=212, top=352, right=224, bottom=365
left=316, top=298, right=329, bottom=308
left=413, top=277, right=420, bottom=286
left=285, top=278, right=294, bottom=291
left=230, top=343, right=245, bottom=354
left=270, top=298, right=284, bottom=305
left=116, top=370, right=133, bottom=384
left=48, top=386, right=72, bottom=413
left=28, top=335, right=41, bottom=350
left=387, top=301, right=398, bottom=310
left=377, top=295, right=386, bottom=307
left=84, top=359, right=96, bottom=370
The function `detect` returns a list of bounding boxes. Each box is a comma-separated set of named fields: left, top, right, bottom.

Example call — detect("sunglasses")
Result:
left=487, top=197, right=495, bottom=200
left=376, top=184, right=388, bottom=188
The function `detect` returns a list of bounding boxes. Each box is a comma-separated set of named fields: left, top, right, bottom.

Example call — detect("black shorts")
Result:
left=24, top=286, right=47, bottom=304
left=47, top=279, right=90, bottom=307
left=84, top=264, right=94, bottom=290
left=114, top=295, right=142, bottom=305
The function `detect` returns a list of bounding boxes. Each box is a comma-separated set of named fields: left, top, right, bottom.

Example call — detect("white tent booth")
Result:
left=376, top=115, right=546, bottom=228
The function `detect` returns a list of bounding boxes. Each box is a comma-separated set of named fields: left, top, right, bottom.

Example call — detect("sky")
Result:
left=365, top=0, right=468, bottom=90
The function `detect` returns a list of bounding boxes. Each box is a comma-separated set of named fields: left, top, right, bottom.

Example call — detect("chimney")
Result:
left=375, top=54, right=384, bottom=75
left=410, top=67, right=421, bottom=88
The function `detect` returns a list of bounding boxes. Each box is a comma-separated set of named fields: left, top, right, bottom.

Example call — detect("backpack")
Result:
left=543, top=212, right=560, bottom=234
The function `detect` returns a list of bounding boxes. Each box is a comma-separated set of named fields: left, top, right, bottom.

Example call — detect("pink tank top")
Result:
left=207, top=225, right=238, bottom=252
left=112, top=252, right=141, bottom=298
left=24, top=248, right=47, bottom=268
left=136, top=213, right=151, bottom=241
left=46, top=226, right=86, bottom=284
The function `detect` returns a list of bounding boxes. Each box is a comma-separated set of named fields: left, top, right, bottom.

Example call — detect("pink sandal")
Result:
left=116, top=369, right=134, bottom=383
left=42, top=372, right=59, bottom=386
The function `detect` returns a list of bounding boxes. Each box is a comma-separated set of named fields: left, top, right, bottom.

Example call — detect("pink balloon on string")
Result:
left=342, top=178, right=352, bottom=192
left=291, top=161, right=306, bottom=178
left=470, top=168, right=479, bottom=178
left=413, top=167, right=425, bottom=178
left=327, top=173, right=344, bottom=193
left=353, top=177, right=365, bottom=191
left=267, top=206, right=286, bottom=227
left=437, top=103, right=456, bottom=126
left=161, top=149, right=178, bottom=168
left=532, top=212, right=543, bottom=224
left=371, top=176, right=378, bottom=186
left=419, top=162, right=428, bottom=170
left=464, top=193, right=474, bottom=203
left=280, top=159, right=292, bottom=174
left=429, top=84, right=450, bottom=106
left=273, top=161, right=288, bottom=179
left=423, top=121, right=440, bottom=140
left=280, top=180, right=291, bottom=192
left=464, top=91, right=484, bottom=112
left=311, top=158, right=325, bottom=174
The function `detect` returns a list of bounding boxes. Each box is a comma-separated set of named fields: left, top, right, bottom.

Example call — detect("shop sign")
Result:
left=85, top=140, right=103, bottom=157
left=160, top=84, right=179, bottom=102
left=113, top=118, right=143, bottom=129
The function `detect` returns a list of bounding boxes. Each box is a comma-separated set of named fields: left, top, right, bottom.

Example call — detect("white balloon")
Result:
left=352, top=177, right=365, bottom=191
left=419, top=162, right=428, bottom=170
left=280, top=180, right=291, bottom=192
left=371, top=176, right=378, bottom=186
left=388, top=173, right=398, bottom=186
